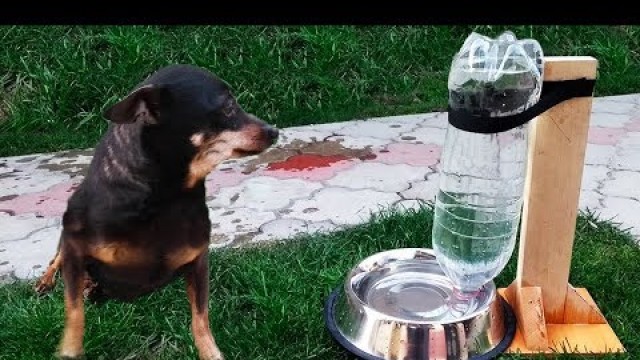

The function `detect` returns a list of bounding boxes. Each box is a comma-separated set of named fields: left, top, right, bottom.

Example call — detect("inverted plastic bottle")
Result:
left=432, top=31, right=544, bottom=295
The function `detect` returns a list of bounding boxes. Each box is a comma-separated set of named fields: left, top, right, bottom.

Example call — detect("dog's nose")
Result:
left=266, top=127, right=279, bottom=144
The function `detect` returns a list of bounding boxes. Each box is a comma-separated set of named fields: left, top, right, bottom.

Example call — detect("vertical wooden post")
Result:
left=499, top=56, right=625, bottom=355
left=517, top=56, right=597, bottom=322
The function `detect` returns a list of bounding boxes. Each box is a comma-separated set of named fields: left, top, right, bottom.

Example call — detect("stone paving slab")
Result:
left=1, top=94, right=639, bottom=282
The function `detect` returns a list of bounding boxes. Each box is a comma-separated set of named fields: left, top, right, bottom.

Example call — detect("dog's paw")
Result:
left=198, top=348, right=224, bottom=360
left=34, top=277, right=56, bottom=295
left=201, top=355, right=224, bottom=360
left=82, top=277, right=99, bottom=299
left=56, top=351, right=86, bottom=360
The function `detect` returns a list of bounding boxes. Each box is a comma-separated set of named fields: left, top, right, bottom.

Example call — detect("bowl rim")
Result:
left=342, top=247, right=498, bottom=324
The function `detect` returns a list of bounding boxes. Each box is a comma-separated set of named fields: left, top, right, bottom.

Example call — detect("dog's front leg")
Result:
left=186, top=251, right=224, bottom=360
left=58, top=245, right=86, bottom=359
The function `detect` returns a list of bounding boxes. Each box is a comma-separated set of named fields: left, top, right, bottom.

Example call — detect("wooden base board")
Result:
left=498, top=288, right=625, bottom=355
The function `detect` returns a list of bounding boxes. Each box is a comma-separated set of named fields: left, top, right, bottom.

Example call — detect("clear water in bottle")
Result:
left=432, top=31, right=544, bottom=293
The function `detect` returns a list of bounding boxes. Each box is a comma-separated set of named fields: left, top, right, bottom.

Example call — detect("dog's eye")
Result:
left=208, top=112, right=240, bottom=132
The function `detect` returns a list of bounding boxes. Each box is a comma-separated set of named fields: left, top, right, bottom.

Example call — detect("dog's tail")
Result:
left=34, top=236, right=63, bottom=296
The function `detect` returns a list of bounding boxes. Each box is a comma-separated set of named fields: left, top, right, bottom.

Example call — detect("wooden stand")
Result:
left=498, top=56, right=625, bottom=355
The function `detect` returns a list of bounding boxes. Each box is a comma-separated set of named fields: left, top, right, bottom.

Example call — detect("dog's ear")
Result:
left=103, top=85, right=168, bottom=125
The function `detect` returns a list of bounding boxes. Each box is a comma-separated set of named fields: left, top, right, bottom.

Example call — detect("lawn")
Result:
left=1, top=25, right=640, bottom=156
left=1, top=24, right=639, bottom=360
left=0, top=207, right=638, bottom=360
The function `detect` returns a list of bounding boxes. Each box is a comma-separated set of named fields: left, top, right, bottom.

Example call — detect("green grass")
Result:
left=0, top=206, right=638, bottom=359
left=1, top=25, right=640, bottom=156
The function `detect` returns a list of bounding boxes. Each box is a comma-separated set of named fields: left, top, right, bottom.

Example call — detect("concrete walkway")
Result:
left=1, top=94, right=639, bottom=283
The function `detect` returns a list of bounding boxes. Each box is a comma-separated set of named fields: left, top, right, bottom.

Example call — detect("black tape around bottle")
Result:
left=447, top=78, right=596, bottom=134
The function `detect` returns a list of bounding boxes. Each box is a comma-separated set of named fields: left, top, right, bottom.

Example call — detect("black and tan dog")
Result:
left=34, top=64, right=278, bottom=359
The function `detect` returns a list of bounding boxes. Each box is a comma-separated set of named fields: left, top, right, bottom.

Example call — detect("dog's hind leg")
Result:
left=185, top=251, right=224, bottom=360
left=34, top=240, right=63, bottom=295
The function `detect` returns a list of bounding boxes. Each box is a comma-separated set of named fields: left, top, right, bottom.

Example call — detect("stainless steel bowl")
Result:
left=324, top=248, right=516, bottom=360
